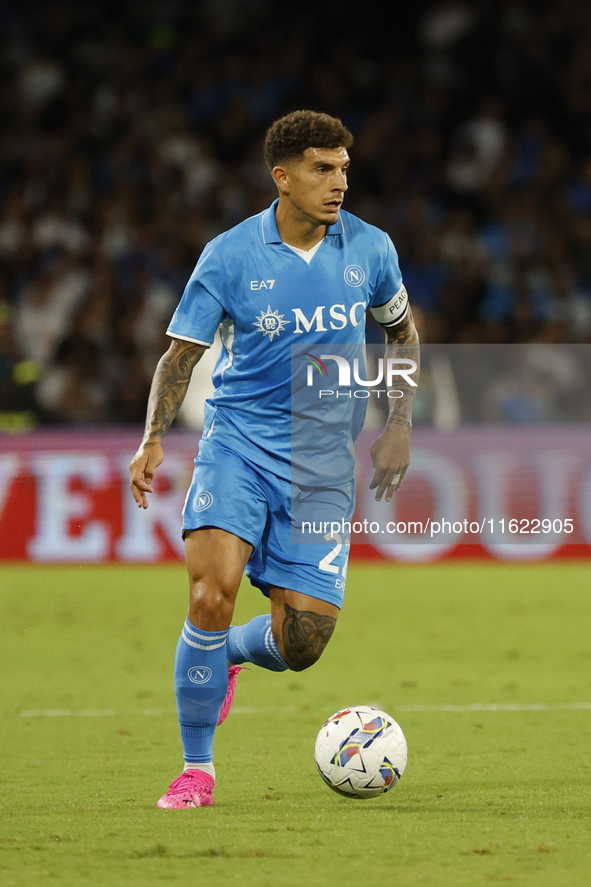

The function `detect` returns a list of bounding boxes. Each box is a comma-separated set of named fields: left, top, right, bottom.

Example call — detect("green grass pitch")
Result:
left=1, top=562, right=590, bottom=886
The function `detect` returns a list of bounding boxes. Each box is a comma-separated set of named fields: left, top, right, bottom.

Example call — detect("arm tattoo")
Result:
left=142, top=339, right=205, bottom=445
left=383, top=307, right=420, bottom=429
left=282, top=603, right=336, bottom=671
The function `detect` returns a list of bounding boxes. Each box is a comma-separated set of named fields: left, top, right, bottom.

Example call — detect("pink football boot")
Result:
left=156, top=770, right=214, bottom=809
left=217, top=665, right=243, bottom=725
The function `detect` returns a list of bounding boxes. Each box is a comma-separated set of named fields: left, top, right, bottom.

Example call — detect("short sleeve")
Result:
left=369, top=234, right=409, bottom=328
left=167, top=241, right=226, bottom=346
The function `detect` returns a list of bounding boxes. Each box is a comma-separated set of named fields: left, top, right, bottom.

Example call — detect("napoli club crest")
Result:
left=344, top=265, right=366, bottom=287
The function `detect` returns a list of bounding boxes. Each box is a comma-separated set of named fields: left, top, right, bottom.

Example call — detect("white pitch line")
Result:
left=394, top=702, right=591, bottom=712
left=20, top=708, right=117, bottom=718
left=5, top=706, right=293, bottom=718
left=2, top=702, right=590, bottom=718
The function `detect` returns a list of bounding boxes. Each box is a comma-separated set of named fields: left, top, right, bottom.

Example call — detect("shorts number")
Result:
left=318, top=532, right=349, bottom=580
left=318, top=532, right=342, bottom=574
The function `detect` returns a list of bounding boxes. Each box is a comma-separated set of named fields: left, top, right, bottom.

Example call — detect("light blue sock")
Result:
left=174, top=618, right=229, bottom=764
left=227, top=615, right=289, bottom=672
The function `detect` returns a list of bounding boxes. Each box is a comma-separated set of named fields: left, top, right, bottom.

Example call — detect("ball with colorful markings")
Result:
left=314, top=705, right=407, bottom=799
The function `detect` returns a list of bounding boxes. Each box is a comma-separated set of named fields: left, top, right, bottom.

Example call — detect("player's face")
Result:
left=278, top=147, right=350, bottom=225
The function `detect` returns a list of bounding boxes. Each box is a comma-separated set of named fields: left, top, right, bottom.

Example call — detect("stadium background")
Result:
left=1, top=0, right=591, bottom=564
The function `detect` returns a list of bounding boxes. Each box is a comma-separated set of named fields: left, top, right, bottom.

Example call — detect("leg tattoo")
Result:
left=282, top=603, right=336, bottom=671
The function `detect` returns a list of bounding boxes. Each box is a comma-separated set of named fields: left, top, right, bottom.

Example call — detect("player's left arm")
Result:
left=369, top=305, right=420, bottom=502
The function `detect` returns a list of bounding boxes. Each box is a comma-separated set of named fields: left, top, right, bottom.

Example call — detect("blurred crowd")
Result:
left=1, top=0, right=591, bottom=429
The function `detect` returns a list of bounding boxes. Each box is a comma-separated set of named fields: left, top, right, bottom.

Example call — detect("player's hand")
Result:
left=369, top=423, right=411, bottom=502
left=129, top=442, right=164, bottom=509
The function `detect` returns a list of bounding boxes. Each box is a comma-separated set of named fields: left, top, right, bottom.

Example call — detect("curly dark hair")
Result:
left=263, top=110, right=353, bottom=169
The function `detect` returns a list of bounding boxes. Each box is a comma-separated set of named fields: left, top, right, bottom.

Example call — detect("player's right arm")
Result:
left=129, top=338, right=206, bottom=508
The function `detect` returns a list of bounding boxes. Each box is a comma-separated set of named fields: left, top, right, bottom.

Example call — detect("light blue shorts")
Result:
left=182, top=437, right=352, bottom=609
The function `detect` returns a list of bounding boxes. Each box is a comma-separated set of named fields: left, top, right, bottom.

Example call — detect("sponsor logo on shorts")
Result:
left=188, top=666, right=212, bottom=684
left=344, top=264, right=366, bottom=287
left=194, top=491, right=214, bottom=511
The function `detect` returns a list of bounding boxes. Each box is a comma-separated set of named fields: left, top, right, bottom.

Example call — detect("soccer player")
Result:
left=129, top=110, right=419, bottom=808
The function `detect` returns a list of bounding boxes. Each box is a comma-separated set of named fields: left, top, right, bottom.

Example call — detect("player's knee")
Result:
left=283, top=637, right=328, bottom=672
left=281, top=609, right=336, bottom=672
left=188, top=577, right=234, bottom=625
left=280, top=603, right=337, bottom=671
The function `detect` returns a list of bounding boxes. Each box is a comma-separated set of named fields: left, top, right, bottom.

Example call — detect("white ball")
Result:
left=314, top=705, right=407, bottom=799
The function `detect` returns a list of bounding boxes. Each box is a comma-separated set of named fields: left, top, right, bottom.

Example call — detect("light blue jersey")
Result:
left=167, top=199, right=407, bottom=478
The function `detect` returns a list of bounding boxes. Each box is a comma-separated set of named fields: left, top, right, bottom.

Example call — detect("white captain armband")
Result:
left=370, top=284, right=409, bottom=328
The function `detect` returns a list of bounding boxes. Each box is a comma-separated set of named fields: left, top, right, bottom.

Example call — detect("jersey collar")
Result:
left=261, top=198, right=345, bottom=244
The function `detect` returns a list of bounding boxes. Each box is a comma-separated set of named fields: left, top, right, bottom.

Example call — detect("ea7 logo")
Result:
left=250, top=279, right=275, bottom=290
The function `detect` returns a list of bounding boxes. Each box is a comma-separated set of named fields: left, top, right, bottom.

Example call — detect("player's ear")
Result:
left=272, top=164, right=290, bottom=194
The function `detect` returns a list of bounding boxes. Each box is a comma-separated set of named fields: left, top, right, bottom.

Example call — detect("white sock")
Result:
left=184, top=761, right=215, bottom=779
